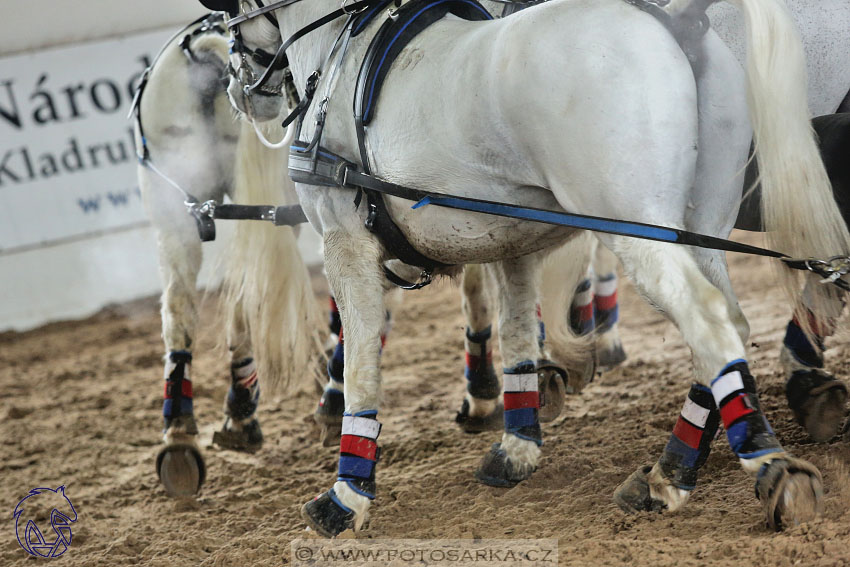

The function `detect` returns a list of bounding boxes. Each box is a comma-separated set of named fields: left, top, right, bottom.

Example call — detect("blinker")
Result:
left=199, top=0, right=239, bottom=15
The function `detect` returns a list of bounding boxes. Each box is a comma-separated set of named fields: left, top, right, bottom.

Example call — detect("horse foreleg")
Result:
left=302, top=230, right=386, bottom=537
left=145, top=178, right=206, bottom=498
left=475, top=256, right=543, bottom=487
left=455, top=264, right=503, bottom=433
left=609, top=238, right=822, bottom=530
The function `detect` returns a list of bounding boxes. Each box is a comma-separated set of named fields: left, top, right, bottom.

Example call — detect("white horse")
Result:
left=134, top=16, right=322, bottom=497
left=135, top=14, right=581, bottom=490
left=203, top=0, right=850, bottom=535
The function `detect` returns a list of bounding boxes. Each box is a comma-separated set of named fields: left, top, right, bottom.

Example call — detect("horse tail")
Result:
left=539, top=232, right=596, bottom=374
left=220, top=119, right=325, bottom=393
left=720, top=0, right=850, bottom=332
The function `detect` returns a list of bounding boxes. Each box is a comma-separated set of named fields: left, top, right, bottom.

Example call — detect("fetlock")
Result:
left=163, top=350, right=195, bottom=435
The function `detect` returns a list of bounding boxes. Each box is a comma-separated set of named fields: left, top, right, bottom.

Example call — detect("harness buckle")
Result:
left=365, top=202, right=378, bottom=229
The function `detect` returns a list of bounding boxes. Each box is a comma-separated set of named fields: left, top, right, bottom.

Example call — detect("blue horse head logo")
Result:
left=13, top=486, right=77, bottom=558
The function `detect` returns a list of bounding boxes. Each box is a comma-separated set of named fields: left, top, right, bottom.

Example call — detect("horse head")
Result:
left=200, top=0, right=288, bottom=121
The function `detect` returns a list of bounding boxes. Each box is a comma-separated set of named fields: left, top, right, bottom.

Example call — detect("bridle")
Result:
left=225, top=0, right=291, bottom=98
left=221, top=0, right=384, bottom=109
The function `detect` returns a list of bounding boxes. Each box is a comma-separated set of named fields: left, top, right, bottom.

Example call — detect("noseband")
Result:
left=226, top=0, right=383, bottom=97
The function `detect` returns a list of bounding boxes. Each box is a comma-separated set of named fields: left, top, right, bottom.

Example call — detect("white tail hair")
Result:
left=221, top=119, right=325, bottom=393
left=721, top=0, right=850, bottom=333
left=539, top=232, right=596, bottom=371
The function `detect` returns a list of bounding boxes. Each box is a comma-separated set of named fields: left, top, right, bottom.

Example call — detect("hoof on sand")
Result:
left=301, top=491, right=355, bottom=538
left=786, top=369, right=848, bottom=442
left=613, top=465, right=667, bottom=514
left=156, top=443, right=206, bottom=498
left=756, top=457, right=823, bottom=531
left=474, top=443, right=535, bottom=487
left=537, top=362, right=567, bottom=423
left=455, top=399, right=504, bottom=433
left=212, top=418, right=264, bottom=453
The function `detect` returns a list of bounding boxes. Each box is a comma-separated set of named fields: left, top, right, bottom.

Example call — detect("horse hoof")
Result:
left=613, top=465, right=667, bottom=513
left=597, top=341, right=627, bottom=370
left=455, top=399, right=503, bottom=433
left=301, top=491, right=355, bottom=538
left=786, top=369, right=848, bottom=442
left=212, top=418, right=264, bottom=452
left=566, top=356, right=597, bottom=395
left=474, top=443, right=534, bottom=487
left=756, top=457, right=823, bottom=531
left=314, top=388, right=344, bottom=447
left=537, top=362, right=566, bottom=422
left=156, top=444, right=206, bottom=498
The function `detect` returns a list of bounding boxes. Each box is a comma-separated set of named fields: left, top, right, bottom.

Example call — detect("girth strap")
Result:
left=289, top=141, right=450, bottom=272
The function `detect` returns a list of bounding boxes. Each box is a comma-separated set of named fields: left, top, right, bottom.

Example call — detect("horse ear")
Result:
left=199, top=0, right=239, bottom=14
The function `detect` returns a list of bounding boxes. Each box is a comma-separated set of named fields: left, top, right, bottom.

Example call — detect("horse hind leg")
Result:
left=313, top=296, right=346, bottom=446
left=455, top=264, right=504, bottom=433
left=591, top=244, right=627, bottom=369
left=780, top=282, right=848, bottom=442
left=146, top=177, right=206, bottom=498
left=212, top=300, right=264, bottom=453
left=608, top=238, right=822, bottom=530
left=314, top=291, right=396, bottom=447
left=475, top=256, right=544, bottom=487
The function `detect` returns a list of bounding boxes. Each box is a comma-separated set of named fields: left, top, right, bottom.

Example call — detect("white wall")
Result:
left=0, top=0, right=207, bottom=56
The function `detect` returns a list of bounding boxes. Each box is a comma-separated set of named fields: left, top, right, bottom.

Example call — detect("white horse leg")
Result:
left=781, top=282, right=848, bottom=441
left=455, top=264, right=503, bottom=432
left=212, top=300, right=264, bottom=452
left=475, top=255, right=544, bottom=486
left=610, top=239, right=822, bottom=529
left=569, top=264, right=595, bottom=337
left=315, top=290, right=396, bottom=446
left=142, top=168, right=207, bottom=498
left=592, top=243, right=627, bottom=369
left=301, top=230, right=386, bottom=537
left=314, top=295, right=346, bottom=446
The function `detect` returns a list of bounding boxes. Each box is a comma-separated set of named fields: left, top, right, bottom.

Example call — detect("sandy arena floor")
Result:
left=3, top=232, right=850, bottom=566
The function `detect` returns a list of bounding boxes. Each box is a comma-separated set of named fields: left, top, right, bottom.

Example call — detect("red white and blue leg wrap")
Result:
left=783, top=311, right=828, bottom=369
left=658, top=383, right=720, bottom=490
left=338, top=410, right=381, bottom=500
left=712, top=360, right=783, bottom=459
left=227, top=357, right=260, bottom=420
left=503, top=361, right=542, bottom=445
left=464, top=325, right=500, bottom=399
left=570, top=278, right=595, bottom=336
left=594, top=272, right=619, bottom=332
left=163, top=350, right=193, bottom=430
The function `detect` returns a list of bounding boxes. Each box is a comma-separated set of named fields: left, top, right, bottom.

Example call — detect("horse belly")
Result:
left=385, top=194, right=574, bottom=264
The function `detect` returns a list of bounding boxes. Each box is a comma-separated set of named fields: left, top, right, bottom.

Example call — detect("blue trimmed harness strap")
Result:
left=355, top=0, right=493, bottom=126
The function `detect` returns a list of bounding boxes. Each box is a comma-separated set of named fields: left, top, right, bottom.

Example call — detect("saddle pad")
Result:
left=354, top=0, right=493, bottom=126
